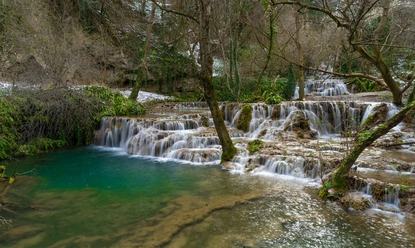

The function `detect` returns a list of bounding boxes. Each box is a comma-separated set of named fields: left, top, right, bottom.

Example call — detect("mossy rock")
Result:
left=247, top=139, right=263, bottom=154
left=236, top=104, right=252, bottom=132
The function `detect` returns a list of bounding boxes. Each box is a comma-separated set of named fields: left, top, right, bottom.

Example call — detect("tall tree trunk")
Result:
left=295, top=8, right=304, bottom=101
left=256, top=7, right=275, bottom=94
left=129, top=2, right=156, bottom=101
left=199, top=0, right=237, bottom=162
left=329, top=101, right=415, bottom=193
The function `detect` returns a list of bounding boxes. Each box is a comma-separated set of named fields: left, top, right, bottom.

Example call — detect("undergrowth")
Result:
left=0, top=86, right=146, bottom=161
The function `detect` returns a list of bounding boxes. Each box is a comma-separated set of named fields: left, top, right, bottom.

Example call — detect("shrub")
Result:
left=0, top=85, right=146, bottom=161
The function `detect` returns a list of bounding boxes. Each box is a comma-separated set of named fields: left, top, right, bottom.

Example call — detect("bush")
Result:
left=348, top=78, right=383, bottom=92
left=213, top=76, right=295, bottom=102
left=84, top=86, right=146, bottom=118
left=0, top=85, right=146, bottom=161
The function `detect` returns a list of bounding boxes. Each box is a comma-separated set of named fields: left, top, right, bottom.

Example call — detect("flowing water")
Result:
left=1, top=146, right=415, bottom=247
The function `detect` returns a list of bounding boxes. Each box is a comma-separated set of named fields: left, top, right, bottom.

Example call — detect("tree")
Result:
left=255, top=1, right=278, bottom=94
left=152, top=0, right=237, bottom=162
left=268, top=0, right=415, bottom=195
left=269, top=0, right=415, bottom=105
left=327, top=100, right=415, bottom=194
left=129, top=1, right=156, bottom=101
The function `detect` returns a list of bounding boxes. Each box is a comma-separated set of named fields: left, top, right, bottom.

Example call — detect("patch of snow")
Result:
left=0, top=82, right=12, bottom=89
left=120, top=89, right=173, bottom=102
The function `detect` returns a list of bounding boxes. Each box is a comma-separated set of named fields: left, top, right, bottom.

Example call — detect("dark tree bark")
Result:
left=151, top=0, right=237, bottom=162
left=129, top=2, right=156, bottom=101
left=198, top=0, right=237, bottom=162
left=294, top=7, right=304, bottom=101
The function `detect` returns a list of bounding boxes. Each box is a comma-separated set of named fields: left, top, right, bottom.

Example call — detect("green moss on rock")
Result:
left=237, top=104, right=252, bottom=132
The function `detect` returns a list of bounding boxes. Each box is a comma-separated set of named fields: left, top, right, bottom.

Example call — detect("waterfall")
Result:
left=253, top=155, right=321, bottom=178
left=385, top=187, right=400, bottom=207
left=96, top=101, right=402, bottom=170
left=276, top=101, right=363, bottom=135
left=361, top=183, right=372, bottom=195
left=293, top=77, right=349, bottom=99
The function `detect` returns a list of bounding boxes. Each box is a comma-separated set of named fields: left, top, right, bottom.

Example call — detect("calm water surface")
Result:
left=1, top=146, right=414, bottom=247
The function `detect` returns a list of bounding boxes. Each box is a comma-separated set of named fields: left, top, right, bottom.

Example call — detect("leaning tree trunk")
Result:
left=199, top=0, right=237, bottom=162
left=329, top=101, right=415, bottom=193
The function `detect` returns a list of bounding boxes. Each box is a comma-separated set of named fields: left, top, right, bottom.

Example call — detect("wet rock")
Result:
left=283, top=111, right=318, bottom=139
left=359, top=103, right=388, bottom=133
left=338, top=192, right=373, bottom=211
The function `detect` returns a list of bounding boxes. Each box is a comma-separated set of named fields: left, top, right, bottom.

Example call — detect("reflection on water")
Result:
left=1, top=146, right=414, bottom=247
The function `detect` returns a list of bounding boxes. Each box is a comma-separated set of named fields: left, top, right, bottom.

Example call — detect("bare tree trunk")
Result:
left=256, top=6, right=275, bottom=93
left=295, top=8, right=305, bottom=100
left=329, top=102, right=415, bottom=192
left=129, top=2, right=156, bottom=101
left=199, top=0, right=237, bottom=162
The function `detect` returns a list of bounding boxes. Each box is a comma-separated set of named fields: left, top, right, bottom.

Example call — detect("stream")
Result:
left=2, top=78, right=415, bottom=247
left=1, top=146, right=415, bottom=247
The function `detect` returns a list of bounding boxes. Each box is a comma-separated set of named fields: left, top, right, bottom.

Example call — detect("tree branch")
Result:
left=272, top=51, right=388, bottom=89
left=269, top=0, right=350, bottom=29
left=150, top=0, right=198, bottom=23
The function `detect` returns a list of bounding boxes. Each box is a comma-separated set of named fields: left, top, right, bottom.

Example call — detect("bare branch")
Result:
left=269, top=0, right=350, bottom=29
left=150, top=0, right=198, bottom=23
left=272, top=50, right=388, bottom=88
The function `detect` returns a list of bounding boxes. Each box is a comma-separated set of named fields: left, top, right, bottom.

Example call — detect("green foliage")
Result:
left=147, top=43, right=195, bottom=94
left=84, top=86, right=146, bottom=118
left=0, top=86, right=146, bottom=161
left=247, top=139, right=263, bottom=153
left=318, top=181, right=333, bottom=199
left=348, top=78, right=382, bottom=93
left=213, top=76, right=295, bottom=102
left=262, top=77, right=296, bottom=101
left=399, top=181, right=410, bottom=192
left=264, top=92, right=283, bottom=105
left=358, top=131, right=372, bottom=143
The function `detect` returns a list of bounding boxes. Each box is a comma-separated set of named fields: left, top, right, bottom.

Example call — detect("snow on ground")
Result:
left=0, top=82, right=12, bottom=89
left=1, top=82, right=172, bottom=103
left=120, top=89, right=173, bottom=102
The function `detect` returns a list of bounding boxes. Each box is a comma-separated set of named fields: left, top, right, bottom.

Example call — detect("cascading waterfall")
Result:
left=96, top=101, right=401, bottom=176
left=257, top=155, right=320, bottom=178
left=293, top=77, right=349, bottom=99
left=385, top=187, right=400, bottom=207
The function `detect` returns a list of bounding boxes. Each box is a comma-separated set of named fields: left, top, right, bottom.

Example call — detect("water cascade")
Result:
left=305, top=78, right=349, bottom=96
left=293, top=77, right=349, bottom=99
left=97, top=101, right=401, bottom=175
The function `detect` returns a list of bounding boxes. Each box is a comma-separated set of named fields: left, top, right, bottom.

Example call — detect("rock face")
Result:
left=283, top=110, right=318, bottom=139
left=359, top=103, right=389, bottom=132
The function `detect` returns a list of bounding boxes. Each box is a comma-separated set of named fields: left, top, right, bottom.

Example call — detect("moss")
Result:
left=221, top=145, right=237, bottom=163
left=247, top=139, right=263, bottom=153
left=318, top=186, right=329, bottom=199
left=236, top=104, right=252, bottom=132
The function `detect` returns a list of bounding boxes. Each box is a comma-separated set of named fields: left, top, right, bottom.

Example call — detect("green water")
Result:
left=1, top=146, right=415, bottom=247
